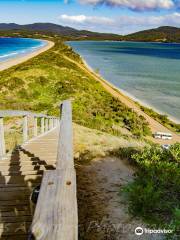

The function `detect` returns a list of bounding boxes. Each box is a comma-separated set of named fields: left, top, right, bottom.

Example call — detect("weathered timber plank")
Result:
left=31, top=169, right=78, bottom=240
left=0, top=221, right=31, bottom=236
left=56, top=101, right=74, bottom=170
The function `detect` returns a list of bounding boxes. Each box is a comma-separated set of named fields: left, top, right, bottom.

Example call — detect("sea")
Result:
left=68, top=41, right=180, bottom=123
left=0, top=37, right=46, bottom=62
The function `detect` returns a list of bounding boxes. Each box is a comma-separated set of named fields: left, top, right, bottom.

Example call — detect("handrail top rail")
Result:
left=0, top=110, right=57, bottom=118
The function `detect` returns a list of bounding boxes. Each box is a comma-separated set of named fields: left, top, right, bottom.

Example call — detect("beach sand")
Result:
left=0, top=40, right=54, bottom=71
left=63, top=55, right=180, bottom=144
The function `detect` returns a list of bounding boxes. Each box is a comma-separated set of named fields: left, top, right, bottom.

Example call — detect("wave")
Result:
left=0, top=41, right=46, bottom=61
left=0, top=52, right=18, bottom=59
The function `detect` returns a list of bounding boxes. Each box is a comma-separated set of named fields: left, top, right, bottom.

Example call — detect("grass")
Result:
left=0, top=35, right=151, bottom=138
left=139, top=105, right=180, bottom=133
left=73, top=123, right=146, bottom=164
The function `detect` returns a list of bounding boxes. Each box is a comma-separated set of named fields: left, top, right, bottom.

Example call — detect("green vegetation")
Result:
left=140, top=105, right=180, bottom=133
left=0, top=24, right=180, bottom=42
left=0, top=23, right=123, bottom=41
left=125, top=26, right=180, bottom=43
left=0, top=35, right=150, bottom=137
left=121, top=144, right=180, bottom=237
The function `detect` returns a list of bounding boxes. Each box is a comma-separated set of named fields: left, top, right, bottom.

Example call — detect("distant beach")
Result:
left=68, top=41, right=180, bottom=123
left=82, top=56, right=180, bottom=124
left=0, top=39, right=54, bottom=71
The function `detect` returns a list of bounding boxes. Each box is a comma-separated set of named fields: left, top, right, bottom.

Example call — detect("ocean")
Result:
left=68, top=41, right=180, bottom=123
left=0, top=37, right=46, bottom=62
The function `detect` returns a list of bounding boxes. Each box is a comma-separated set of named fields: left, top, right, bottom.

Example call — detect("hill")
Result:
left=0, top=23, right=123, bottom=41
left=125, top=26, right=180, bottom=42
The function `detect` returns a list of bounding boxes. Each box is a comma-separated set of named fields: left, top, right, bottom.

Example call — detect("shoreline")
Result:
left=63, top=54, right=180, bottom=143
left=82, top=58, right=180, bottom=125
left=0, top=40, right=54, bottom=71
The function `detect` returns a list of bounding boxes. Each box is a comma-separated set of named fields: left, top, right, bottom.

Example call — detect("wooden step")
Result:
left=1, top=170, right=44, bottom=176
left=0, top=175, right=42, bottom=185
left=0, top=222, right=31, bottom=236
left=0, top=200, right=30, bottom=207
left=0, top=190, right=31, bottom=201
left=0, top=182, right=40, bottom=188
left=0, top=165, right=42, bottom=172
left=0, top=215, right=31, bottom=224
left=0, top=205, right=31, bottom=213
left=0, top=209, right=31, bottom=217
left=1, top=235, right=28, bottom=239
left=0, top=159, right=56, bottom=167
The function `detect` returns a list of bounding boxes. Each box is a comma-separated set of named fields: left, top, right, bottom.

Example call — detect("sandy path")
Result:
left=0, top=40, right=54, bottom=71
left=63, top=55, right=180, bottom=144
left=77, top=157, right=162, bottom=240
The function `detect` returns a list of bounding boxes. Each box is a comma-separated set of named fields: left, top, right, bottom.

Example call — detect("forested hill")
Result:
left=0, top=23, right=180, bottom=42
left=0, top=23, right=123, bottom=41
left=125, top=26, right=180, bottom=43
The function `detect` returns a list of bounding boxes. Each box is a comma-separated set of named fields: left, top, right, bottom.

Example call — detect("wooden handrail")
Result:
left=0, top=110, right=53, bottom=118
left=57, top=100, right=74, bottom=170
left=0, top=110, right=59, bottom=160
left=30, top=100, right=78, bottom=240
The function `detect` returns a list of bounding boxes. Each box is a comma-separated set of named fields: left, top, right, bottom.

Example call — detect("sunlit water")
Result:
left=0, top=37, right=46, bottom=62
left=68, top=41, right=180, bottom=123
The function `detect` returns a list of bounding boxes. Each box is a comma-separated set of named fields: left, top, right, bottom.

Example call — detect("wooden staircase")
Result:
left=0, top=128, right=59, bottom=239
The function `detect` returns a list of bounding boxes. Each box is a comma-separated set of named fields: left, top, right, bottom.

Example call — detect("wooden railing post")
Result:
left=50, top=118, right=53, bottom=129
left=0, top=117, right=6, bottom=159
left=56, top=118, right=59, bottom=126
left=23, top=115, right=28, bottom=143
left=34, top=117, right=38, bottom=137
left=41, top=117, right=45, bottom=134
left=45, top=118, right=49, bottom=132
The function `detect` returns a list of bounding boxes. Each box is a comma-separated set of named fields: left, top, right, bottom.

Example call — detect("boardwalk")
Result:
left=0, top=100, right=78, bottom=240
left=0, top=128, right=59, bottom=239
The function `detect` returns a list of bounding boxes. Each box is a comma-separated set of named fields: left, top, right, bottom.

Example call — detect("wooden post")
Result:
left=50, top=118, right=53, bottom=129
left=45, top=118, right=49, bottom=132
left=34, top=117, right=38, bottom=137
left=0, top=117, right=6, bottom=159
left=56, top=118, right=59, bottom=126
left=41, top=117, right=45, bottom=134
left=23, top=115, right=28, bottom=143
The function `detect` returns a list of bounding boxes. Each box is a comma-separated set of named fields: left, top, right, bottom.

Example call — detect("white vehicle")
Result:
left=161, top=144, right=171, bottom=150
left=153, top=132, right=172, bottom=140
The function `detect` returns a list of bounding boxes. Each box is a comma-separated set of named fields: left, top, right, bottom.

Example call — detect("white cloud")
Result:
left=79, top=0, right=174, bottom=11
left=58, top=13, right=180, bottom=34
left=59, top=14, right=114, bottom=25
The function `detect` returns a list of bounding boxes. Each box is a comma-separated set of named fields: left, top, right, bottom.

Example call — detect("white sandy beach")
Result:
left=63, top=54, right=180, bottom=144
left=0, top=40, right=54, bottom=71
left=82, top=58, right=180, bottom=124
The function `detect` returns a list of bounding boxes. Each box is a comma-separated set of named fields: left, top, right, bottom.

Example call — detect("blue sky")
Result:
left=0, top=0, right=180, bottom=34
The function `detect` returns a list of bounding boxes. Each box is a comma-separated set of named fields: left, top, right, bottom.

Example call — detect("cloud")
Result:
left=59, top=14, right=114, bottom=25
left=79, top=0, right=175, bottom=11
left=58, top=12, right=180, bottom=34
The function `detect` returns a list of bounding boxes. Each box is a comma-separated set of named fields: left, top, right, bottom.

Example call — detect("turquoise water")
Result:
left=68, top=41, right=180, bottom=122
left=0, top=37, right=46, bottom=62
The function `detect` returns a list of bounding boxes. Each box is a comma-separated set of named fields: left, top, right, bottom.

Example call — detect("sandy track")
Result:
left=64, top=55, right=180, bottom=144
left=77, top=157, right=161, bottom=240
